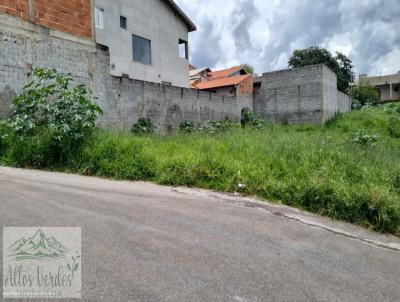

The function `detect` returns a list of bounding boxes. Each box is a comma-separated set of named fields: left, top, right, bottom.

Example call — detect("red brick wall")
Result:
left=237, top=76, right=254, bottom=96
left=34, top=0, right=92, bottom=38
left=0, top=0, right=92, bottom=39
left=0, top=0, right=29, bottom=20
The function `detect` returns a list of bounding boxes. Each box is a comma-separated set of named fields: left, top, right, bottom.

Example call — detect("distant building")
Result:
left=359, top=73, right=400, bottom=102
left=189, top=67, right=211, bottom=88
left=191, top=66, right=253, bottom=97
left=94, top=0, right=196, bottom=88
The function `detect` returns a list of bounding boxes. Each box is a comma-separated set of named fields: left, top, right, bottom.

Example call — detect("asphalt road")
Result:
left=0, top=167, right=399, bottom=302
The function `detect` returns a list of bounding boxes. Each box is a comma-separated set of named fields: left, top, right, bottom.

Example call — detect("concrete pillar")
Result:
left=28, top=0, right=35, bottom=22
left=390, top=83, right=393, bottom=100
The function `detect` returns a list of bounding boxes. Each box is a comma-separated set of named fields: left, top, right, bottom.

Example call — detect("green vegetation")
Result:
left=1, top=103, right=400, bottom=235
left=242, top=64, right=254, bottom=74
left=6, top=68, right=102, bottom=163
left=350, top=81, right=380, bottom=109
left=1, top=69, right=400, bottom=234
left=179, top=121, right=195, bottom=133
left=388, top=116, right=400, bottom=138
left=288, top=46, right=355, bottom=93
left=131, top=117, right=155, bottom=135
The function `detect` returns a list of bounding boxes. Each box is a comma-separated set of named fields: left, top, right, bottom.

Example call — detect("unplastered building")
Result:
left=359, top=73, right=400, bottom=102
left=93, top=0, right=196, bottom=88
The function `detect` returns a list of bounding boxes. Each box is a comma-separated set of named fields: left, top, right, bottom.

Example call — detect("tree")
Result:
left=242, top=64, right=254, bottom=75
left=288, top=46, right=355, bottom=93
left=350, top=81, right=379, bottom=109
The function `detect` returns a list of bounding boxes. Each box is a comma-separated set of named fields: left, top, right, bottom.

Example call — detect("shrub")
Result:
left=350, top=129, right=380, bottom=147
left=131, top=117, right=155, bottom=135
left=350, top=82, right=379, bottom=110
left=179, top=120, right=195, bottom=133
left=0, top=120, right=10, bottom=158
left=7, top=68, right=102, bottom=163
left=241, top=108, right=266, bottom=129
left=383, top=102, right=400, bottom=114
left=388, top=116, right=400, bottom=138
left=199, top=119, right=236, bottom=135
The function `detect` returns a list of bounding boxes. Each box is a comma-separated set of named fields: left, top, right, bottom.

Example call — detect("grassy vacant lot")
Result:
left=1, top=105, right=400, bottom=235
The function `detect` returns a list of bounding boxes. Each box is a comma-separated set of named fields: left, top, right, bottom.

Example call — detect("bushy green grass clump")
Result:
left=1, top=104, right=400, bottom=235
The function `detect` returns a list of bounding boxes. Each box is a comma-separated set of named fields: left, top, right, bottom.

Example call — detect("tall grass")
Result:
left=1, top=106, right=400, bottom=234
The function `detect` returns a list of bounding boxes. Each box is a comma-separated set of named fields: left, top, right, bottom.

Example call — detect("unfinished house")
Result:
left=189, top=67, right=211, bottom=88
left=359, top=73, right=400, bottom=102
left=94, top=0, right=196, bottom=88
left=191, top=66, right=253, bottom=98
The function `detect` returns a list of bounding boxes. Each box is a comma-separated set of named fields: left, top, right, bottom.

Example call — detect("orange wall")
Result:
left=0, top=0, right=92, bottom=39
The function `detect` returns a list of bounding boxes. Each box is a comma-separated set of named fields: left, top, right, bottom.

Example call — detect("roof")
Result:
left=194, top=74, right=251, bottom=90
left=360, top=73, right=400, bottom=86
left=208, top=66, right=244, bottom=79
left=163, top=0, right=197, bottom=32
left=189, top=67, right=212, bottom=78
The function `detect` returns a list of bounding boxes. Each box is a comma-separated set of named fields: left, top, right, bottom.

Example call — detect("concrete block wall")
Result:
left=0, top=14, right=252, bottom=132
left=0, top=13, right=350, bottom=131
left=254, top=64, right=351, bottom=124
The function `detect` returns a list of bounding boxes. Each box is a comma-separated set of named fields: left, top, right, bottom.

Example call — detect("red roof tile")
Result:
left=208, top=66, right=243, bottom=79
left=194, top=74, right=251, bottom=90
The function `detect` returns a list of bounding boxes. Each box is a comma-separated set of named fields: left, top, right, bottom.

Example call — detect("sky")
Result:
left=175, top=0, right=400, bottom=76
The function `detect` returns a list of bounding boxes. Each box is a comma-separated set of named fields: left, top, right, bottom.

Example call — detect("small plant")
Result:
left=179, top=120, right=195, bottom=133
left=388, top=116, right=400, bottom=138
left=350, top=129, right=380, bottom=147
left=241, top=108, right=266, bottom=129
left=199, top=119, right=236, bottom=135
left=131, top=117, right=155, bottom=135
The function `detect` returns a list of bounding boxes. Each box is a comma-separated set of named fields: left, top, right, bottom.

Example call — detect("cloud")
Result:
left=231, top=0, right=259, bottom=51
left=189, top=15, right=224, bottom=68
left=176, top=0, right=400, bottom=76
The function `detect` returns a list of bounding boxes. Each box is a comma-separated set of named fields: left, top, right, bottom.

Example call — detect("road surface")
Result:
left=0, top=167, right=399, bottom=301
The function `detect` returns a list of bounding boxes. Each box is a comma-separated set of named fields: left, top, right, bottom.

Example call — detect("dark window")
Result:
left=179, top=39, right=188, bottom=59
left=132, top=34, right=151, bottom=65
left=120, top=16, right=127, bottom=29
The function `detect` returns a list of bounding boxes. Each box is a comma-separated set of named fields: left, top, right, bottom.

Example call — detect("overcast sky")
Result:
left=175, top=0, right=400, bottom=76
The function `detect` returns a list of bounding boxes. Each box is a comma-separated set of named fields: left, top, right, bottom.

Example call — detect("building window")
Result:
left=132, top=34, right=151, bottom=65
left=120, top=16, right=127, bottom=29
left=95, top=7, right=104, bottom=29
left=179, top=39, right=188, bottom=59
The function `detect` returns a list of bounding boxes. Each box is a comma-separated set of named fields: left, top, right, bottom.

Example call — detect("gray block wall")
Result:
left=0, top=14, right=350, bottom=131
left=254, top=64, right=351, bottom=124
left=0, top=15, right=253, bottom=132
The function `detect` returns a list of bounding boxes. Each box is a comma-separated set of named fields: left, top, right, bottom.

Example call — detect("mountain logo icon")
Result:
left=7, top=229, right=68, bottom=261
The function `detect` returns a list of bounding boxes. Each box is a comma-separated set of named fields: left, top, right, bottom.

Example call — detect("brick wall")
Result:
left=0, top=0, right=92, bottom=38
left=0, top=0, right=29, bottom=20
left=237, top=76, right=253, bottom=97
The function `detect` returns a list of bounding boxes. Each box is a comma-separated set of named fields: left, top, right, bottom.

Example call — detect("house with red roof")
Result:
left=190, top=66, right=253, bottom=97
